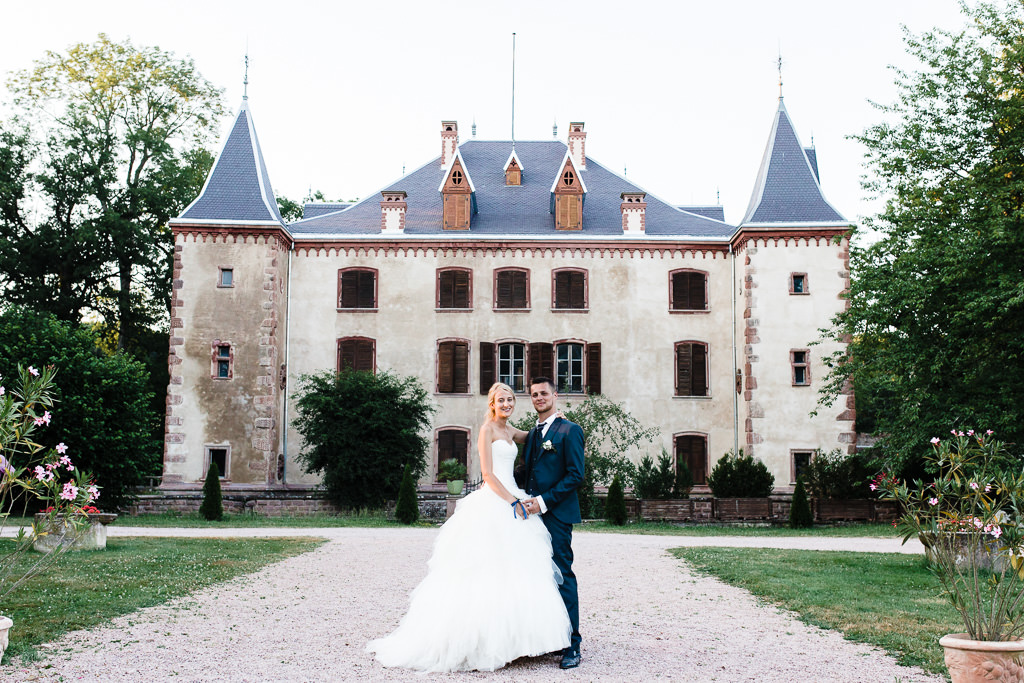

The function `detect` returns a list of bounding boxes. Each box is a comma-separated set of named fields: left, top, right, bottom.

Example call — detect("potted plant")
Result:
left=437, top=458, right=467, bottom=496
left=0, top=365, right=101, bottom=661
left=875, top=430, right=1024, bottom=682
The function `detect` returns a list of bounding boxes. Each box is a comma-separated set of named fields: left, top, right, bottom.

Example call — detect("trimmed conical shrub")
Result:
left=606, top=474, right=627, bottom=526
left=199, top=462, right=223, bottom=521
left=395, top=463, right=419, bottom=525
left=789, top=476, right=813, bottom=529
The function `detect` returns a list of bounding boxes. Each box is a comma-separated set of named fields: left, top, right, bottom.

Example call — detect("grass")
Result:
left=672, top=547, right=961, bottom=676
left=582, top=520, right=901, bottom=537
left=0, top=536, right=324, bottom=664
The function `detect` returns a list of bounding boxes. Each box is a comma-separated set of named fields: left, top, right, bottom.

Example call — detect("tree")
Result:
left=0, top=306, right=159, bottom=509
left=789, top=477, right=813, bottom=529
left=605, top=475, right=627, bottom=526
left=395, top=463, right=419, bottom=525
left=673, top=460, right=693, bottom=499
left=292, top=369, right=435, bottom=510
left=706, top=450, right=775, bottom=498
left=818, top=2, right=1024, bottom=475
left=2, top=34, right=224, bottom=349
left=199, top=462, right=223, bottom=521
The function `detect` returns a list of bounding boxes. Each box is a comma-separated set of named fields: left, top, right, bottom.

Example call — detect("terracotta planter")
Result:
left=33, top=512, right=118, bottom=553
left=0, top=616, right=11, bottom=663
left=940, top=633, right=1024, bottom=682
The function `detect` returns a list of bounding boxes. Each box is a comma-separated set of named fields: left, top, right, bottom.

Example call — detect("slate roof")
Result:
left=303, top=202, right=354, bottom=219
left=678, top=205, right=726, bottom=222
left=741, top=100, right=847, bottom=226
left=290, top=140, right=733, bottom=238
left=176, top=100, right=284, bottom=225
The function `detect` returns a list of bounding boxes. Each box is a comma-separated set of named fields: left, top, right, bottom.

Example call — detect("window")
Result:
left=338, top=337, right=375, bottom=373
left=212, top=342, right=232, bottom=380
left=553, top=269, right=587, bottom=310
left=792, top=349, right=810, bottom=386
left=790, top=273, right=808, bottom=295
left=436, top=428, right=470, bottom=481
left=437, top=268, right=471, bottom=309
left=494, top=269, right=529, bottom=309
left=527, top=341, right=601, bottom=394
left=437, top=339, right=470, bottom=394
left=556, top=343, right=584, bottom=394
left=675, top=342, right=708, bottom=397
left=338, top=268, right=377, bottom=309
left=205, top=445, right=229, bottom=479
left=676, top=434, right=708, bottom=485
left=218, top=267, right=233, bottom=288
left=792, top=450, right=813, bottom=484
left=670, top=270, right=708, bottom=311
left=497, top=342, right=526, bottom=393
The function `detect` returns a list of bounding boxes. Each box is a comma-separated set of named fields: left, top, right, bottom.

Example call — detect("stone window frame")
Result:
left=791, top=449, right=814, bottom=485
left=674, top=340, right=710, bottom=398
left=551, top=267, right=589, bottom=312
left=337, top=267, right=378, bottom=311
left=204, top=444, right=231, bottom=481
left=668, top=268, right=710, bottom=313
left=217, top=266, right=234, bottom=288
left=435, top=426, right=471, bottom=482
left=790, top=272, right=809, bottom=295
left=674, top=432, right=709, bottom=486
left=791, top=349, right=811, bottom=386
left=211, top=340, right=234, bottom=380
left=436, top=267, right=473, bottom=311
left=493, top=267, right=530, bottom=311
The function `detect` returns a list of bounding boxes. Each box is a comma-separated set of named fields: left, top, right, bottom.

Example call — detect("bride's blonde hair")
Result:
left=487, top=382, right=515, bottom=421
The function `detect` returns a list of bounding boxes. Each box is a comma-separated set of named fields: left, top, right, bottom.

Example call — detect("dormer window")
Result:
left=439, top=151, right=475, bottom=231
left=451, top=170, right=463, bottom=185
left=551, top=152, right=586, bottom=231
left=503, top=150, right=523, bottom=186
left=563, top=171, right=575, bottom=186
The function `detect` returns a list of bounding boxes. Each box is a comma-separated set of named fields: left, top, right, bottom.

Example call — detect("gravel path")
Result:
left=5, top=528, right=941, bottom=682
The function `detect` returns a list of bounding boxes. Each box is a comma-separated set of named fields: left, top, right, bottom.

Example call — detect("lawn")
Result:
left=583, top=520, right=900, bottom=537
left=673, top=547, right=961, bottom=676
left=0, top=536, right=324, bottom=664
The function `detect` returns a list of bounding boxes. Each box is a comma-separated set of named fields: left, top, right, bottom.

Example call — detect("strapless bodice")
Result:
left=489, top=439, right=523, bottom=496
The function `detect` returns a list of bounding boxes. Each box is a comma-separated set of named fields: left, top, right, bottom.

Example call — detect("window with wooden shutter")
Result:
left=437, top=428, right=469, bottom=481
left=338, top=337, right=375, bottom=373
left=438, top=340, right=469, bottom=393
left=338, top=269, right=377, bottom=309
left=528, top=342, right=553, bottom=384
left=670, top=270, right=708, bottom=311
left=553, top=269, right=587, bottom=310
left=494, top=269, right=529, bottom=309
left=675, top=342, right=709, bottom=397
left=556, top=343, right=584, bottom=393
left=586, top=343, right=601, bottom=394
left=676, top=434, right=708, bottom=485
left=479, top=341, right=495, bottom=394
left=438, top=269, right=471, bottom=309
left=497, top=342, right=526, bottom=392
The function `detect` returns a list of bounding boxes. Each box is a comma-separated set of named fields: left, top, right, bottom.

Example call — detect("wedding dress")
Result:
left=366, top=439, right=571, bottom=672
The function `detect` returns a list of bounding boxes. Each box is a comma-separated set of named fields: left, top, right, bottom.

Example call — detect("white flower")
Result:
left=542, top=440, right=554, bottom=451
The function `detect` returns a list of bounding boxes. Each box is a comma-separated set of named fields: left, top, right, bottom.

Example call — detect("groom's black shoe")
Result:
left=559, top=649, right=581, bottom=669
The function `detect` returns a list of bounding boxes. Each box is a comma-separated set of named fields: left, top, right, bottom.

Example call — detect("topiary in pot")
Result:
left=199, top=461, right=223, bottom=521
left=789, top=476, right=812, bottom=528
left=606, top=474, right=627, bottom=526
left=395, top=463, right=419, bottom=525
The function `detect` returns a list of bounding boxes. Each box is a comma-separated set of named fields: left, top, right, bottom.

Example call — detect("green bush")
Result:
left=673, top=460, right=693, bottom=499
left=801, top=448, right=875, bottom=500
left=395, top=463, right=419, bottom=525
left=707, top=449, right=775, bottom=498
left=292, top=369, right=434, bottom=510
left=0, top=306, right=159, bottom=510
left=633, top=450, right=677, bottom=499
left=789, top=477, right=813, bottom=528
left=605, top=474, right=627, bottom=526
left=199, top=462, right=223, bottom=521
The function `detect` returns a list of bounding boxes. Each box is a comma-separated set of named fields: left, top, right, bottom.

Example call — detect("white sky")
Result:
left=2, top=0, right=967, bottom=228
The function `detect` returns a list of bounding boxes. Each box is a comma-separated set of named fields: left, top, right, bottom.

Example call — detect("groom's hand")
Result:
left=524, top=498, right=541, bottom=515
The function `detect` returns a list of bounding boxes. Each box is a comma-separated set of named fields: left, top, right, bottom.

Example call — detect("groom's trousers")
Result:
left=543, top=514, right=581, bottom=651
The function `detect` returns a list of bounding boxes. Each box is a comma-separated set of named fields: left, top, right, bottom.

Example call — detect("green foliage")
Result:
left=0, top=306, right=159, bottom=509
left=633, top=450, right=676, bottom=500
left=801, top=448, right=875, bottom=500
left=292, top=369, right=435, bottom=510
left=817, top=2, right=1024, bottom=476
left=789, top=477, right=813, bottom=529
left=707, top=449, right=775, bottom=498
left=673, top=459, right=693, bottom=499
left=437, top=458, right=467, bottom=483
left=605, top=474, right=627, bottom=526
left=1, top=34, right=224, bottom=350
left=199, top=462, right=223, bottom=521
left=394, top=463, right=419, bottom=525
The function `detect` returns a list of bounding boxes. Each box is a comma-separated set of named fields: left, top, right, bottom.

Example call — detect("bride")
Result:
left=366, top=382, right=571, bottom=672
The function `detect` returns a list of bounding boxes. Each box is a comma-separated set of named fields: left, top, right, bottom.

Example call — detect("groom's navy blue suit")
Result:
left=524, top=416, right=585, bottom=652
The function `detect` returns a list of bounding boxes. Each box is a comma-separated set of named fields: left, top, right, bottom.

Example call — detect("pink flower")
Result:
left=33, top=466, right=45, bottom=480
left=987, top=430, right=994, bottom=435
left=974, top=518, right=984, bottom=529
left=870, top=483, right=877, bottom=491
left=958, top=431, right=965, bottom=437
left=928, top=497, right=939, bottom=506
left=59, top=482, right=78, bottom=501
left=28, top=366, right=39, bottom=377
left=59, top=455, right=71, bottom=467
left=992, top=527, right=1003, bottom=539
left=0, top=386, right=5, bottom=396
left=967, top=430, right=975, bottom=436
left=87, top=485, right=100, bottom=500
left=0, top=456, right=9, bottom=475
left=55, top=443, right=67, bottom=454
left=970, top=482, right=980, bottom=490
left=42, top=411, right=51, bottom=425
left=930, top=437, right=940, bottom=444
left=33, top=417, right=44, bottom=426
left=951, top=429, right=958, bottom=435
left=985, top=484, right=992, bottom=493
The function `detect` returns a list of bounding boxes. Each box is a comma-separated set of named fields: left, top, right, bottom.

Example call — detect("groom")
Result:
left=522, top=376, right=584, bottom=670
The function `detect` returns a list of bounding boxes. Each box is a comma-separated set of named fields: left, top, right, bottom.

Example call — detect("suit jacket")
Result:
left=524, top=417, right=585, bottom=524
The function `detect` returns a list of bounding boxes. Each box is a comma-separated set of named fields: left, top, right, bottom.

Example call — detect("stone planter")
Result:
left=445, top=494, right=464, bottom=520
left=714, top=497, right=773, bottom=521
left=940, top=633, right=1024, bottom=682
left=33, top=512, right=118, bottom=553
left=919, top=531, right=1008, bottom=573
left=0, top=616, right=11, bottom=663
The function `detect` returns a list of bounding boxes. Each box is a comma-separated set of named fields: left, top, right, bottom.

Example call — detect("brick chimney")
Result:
left=567, top=122, right=586, bottom=170
left=620, top=191, right=646, bottom=233
left=441, top=121, right=459, bottom=167
left=379, top=191, right=407, bottom=234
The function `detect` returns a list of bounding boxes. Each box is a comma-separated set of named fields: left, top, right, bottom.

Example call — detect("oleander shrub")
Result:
left=707, top=449, right=775, bottom=498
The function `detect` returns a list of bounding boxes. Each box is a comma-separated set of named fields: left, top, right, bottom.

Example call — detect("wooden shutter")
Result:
left=339, top=340, right=354, bottom=370
left=676, top=344, right=692, bottom=396
left=672, top=272, right=688, bottom=310
left=529, top=342, right=553, bottom=383
left=511, top=270, right=527, bottom=307
left=586, top=342, right=601, bottom=395
left=453, top=341, right=468, bottom=393
left=354, top=340, right=373, bottom=372
left=690, top=272, right=707, bottom=310
left=570, top=272, right=585, bottom=308
left=357, top=271, right=375, bottom=308
left=438, top=341, right=454, bottom=393
left=568, top=196, right=580, bottom=228
left=340, top=271, right=357, bottom=308
left=438, top=271, right=454, bottom=308
left=554, top=271, right=569, bottom=309
left=692, top=344, right=708, bottom=396
left=678, top=435, right=708, bottom=485
left=453, top=270, right=470, bottom=308
left=496, top=271, right=511, bottom=308
left=479, top=342, right=495, bottom=394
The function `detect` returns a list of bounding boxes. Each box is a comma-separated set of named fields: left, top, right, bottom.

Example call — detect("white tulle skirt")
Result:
left=366, top=484, right=571, bottom=672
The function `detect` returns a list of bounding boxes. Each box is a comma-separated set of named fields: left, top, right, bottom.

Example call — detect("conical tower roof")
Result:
left=741, top=100, right=846, bottom=226
left=177, top=99, right=283, bottom=225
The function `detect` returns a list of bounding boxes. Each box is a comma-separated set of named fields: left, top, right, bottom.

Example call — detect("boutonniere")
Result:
left=542, top=440, right=554, bottom=451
